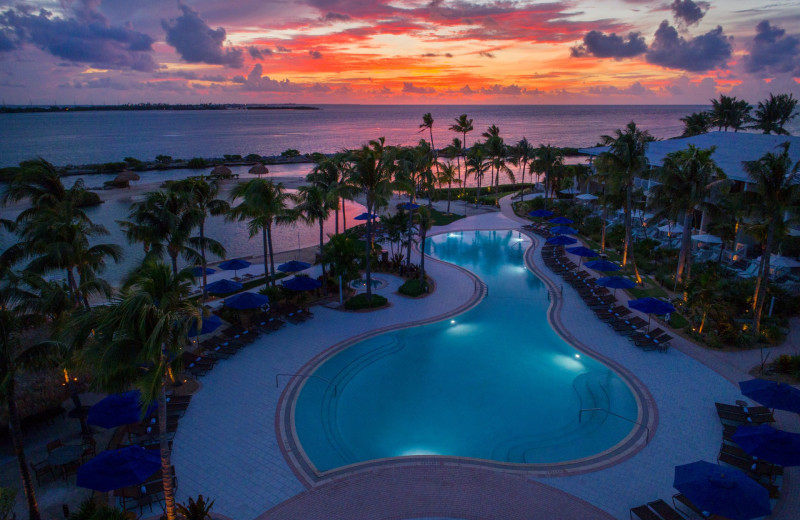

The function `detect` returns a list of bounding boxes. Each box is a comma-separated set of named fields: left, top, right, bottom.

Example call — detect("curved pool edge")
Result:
left=276, top=227, right=656, bottom=488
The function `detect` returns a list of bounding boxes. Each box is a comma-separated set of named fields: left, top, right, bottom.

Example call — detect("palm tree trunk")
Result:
left=699, top=311, right=707, bottom=334
left=419, top=228, right=427, bottom=282
left=158, top=355, right=176, bottom=520
left=622, top=175, right=632, bottom=266
left=76, top=267, right=90, bottom=310
left=475, top=175, right=481, bottom=208
left=170, top=253, right=179, bottom=276
left=319, top=221, right=327, bottom=296
left=266, top=225, right=277, bottom=287
left=520, top=160, right=526, bottom=200
left=676, top=209, right=694, bottom=282
left=8, top=379, right=42, bottom=520
left=200, top=220, right=208, bottom=300
left=334, top=208, right=339, bottom=235
left=601, top=204, right=608, bottom=253
left=753, top=220, right=775, bottom=333
left=342, top=197, right=347, bottom=231
left=544, top=171, right=549, bottom=208
left=447, top=182, right=452, bottom=213
left=66, top=268, right=80, bottom=306
left=406, top=210, right=413, bottom=270
left=365, top=209, right=373, bottom=301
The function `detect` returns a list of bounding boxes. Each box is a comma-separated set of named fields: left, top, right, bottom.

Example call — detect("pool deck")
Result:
left=171, top=197, right=798, bottom=520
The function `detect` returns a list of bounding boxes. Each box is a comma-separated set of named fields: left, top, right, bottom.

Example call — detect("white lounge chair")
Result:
left=737, top=261, right=760, bottom=278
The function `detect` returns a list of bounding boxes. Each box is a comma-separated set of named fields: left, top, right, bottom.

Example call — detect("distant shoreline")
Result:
left=0, top=103, right=320, bottom=114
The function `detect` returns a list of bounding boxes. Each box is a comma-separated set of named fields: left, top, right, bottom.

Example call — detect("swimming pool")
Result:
left=293, top=230, right=640, bottom=473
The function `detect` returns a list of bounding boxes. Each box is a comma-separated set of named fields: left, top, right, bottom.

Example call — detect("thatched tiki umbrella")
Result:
left=112, top=171, right=141, bottom=188
left=249, top=163, right=269, bottom=177
left=210, top=165, right=233, bottom=179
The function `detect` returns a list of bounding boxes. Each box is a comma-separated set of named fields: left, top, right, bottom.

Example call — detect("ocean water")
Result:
left=0, top=104, right=709, bottom=167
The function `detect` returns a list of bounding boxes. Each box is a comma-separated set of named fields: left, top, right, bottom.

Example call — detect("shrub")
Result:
left=399, top=278, right=428, bottom=297
left=345, top=293, right=387, bottom=310
left=774, top=354, right=795, bottom=374
left=68, top=499, right=129, bottom=520
left=0, top=488, right=15, bottom=520
left=582, top=216, right=602, bottom=240
left=223, top=154, right=242, bottom=161
left=124, top=157, right=142, bottom=167
left=245, top=153, right=262, bottom=161
left=187, top=157, right=207, bottom=169
left=176, top=495, right=215, bottom=520
left=281, top=148, right=300, bottom=158
left=258, top=284, right=288, bottom=304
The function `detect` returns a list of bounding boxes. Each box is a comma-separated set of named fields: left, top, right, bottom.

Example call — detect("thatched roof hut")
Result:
left=248, top=164, right=269, bottom=176
left=210, top=165, right=233, bottom=178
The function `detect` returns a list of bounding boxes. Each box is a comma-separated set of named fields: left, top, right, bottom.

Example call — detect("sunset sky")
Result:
left=0, top=0, right=798, bottom=104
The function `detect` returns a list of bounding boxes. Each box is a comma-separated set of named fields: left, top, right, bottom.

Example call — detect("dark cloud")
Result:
left=84, top=77, right=130, bottom=90
left=308, top=49, right=322, bottom=59
left=248, top=46, right=272, bottom=59
left=480, top=84, right=523, bottom=95
left=743, top=21, right=800, bottom=76
left=322, top=12, right=351, bottom=22
left=588, top=81, right=651, bottom=96
left=571, top=31, right=647, bottom=58
left=233, top=63, right=302, bottom=91
left=402, top=82, right=435, bottom=94
left=479, top=50, right=495, bottom=58
left=0, top=4, right=157, bottom=71
left=162, top=4, right=243, bottom=67
left=670, top=0, right=707, bottom=27
left=646, top=21, right=731, bottom=72
left=0, top=29, right=14, bottom=51
left=276, top=45, right=292, bottom=53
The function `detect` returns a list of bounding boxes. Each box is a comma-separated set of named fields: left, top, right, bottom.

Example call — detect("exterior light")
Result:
left=575, top=354, right=580, bottom=359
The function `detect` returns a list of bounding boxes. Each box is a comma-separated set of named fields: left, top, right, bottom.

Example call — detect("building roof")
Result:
left=578, top=131, right=800, bottom=183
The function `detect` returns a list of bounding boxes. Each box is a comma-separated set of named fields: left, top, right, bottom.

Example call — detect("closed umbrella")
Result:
left=732, top=424, right=800, bottom=466
left=187, top=315, right=222, bottom=337
left=77, top=446, right=161, bottom=492
left=87, top=391, right=155, bottom=429
left=584, top=259, right=620, bottom=272
left=206, top=279, right=243, bottom=295
left=283, top=276, right=322, bottom=291
left=546, top=235, right=577, bottom=246
left=739, top=379, right=800, bottom=414
left=278, top=260, right=311, bottom=273
left=550, top=226, right=578, bottom=235
left=673, top=461, right=771, bottom=520
left=548, top=216, right=574, bottom=225
left=224, top=291, right=270, bottom=310
left=528, top=209, right=553, bottom=218
left=219, top=258, right=251, bottom=279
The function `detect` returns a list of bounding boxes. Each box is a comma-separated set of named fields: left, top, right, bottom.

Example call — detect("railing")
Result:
left=275, top=373, right=337, bottom=396
left=579, top=407, right=650, bottom=444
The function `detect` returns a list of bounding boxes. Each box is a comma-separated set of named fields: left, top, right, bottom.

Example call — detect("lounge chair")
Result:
left=31, top=460, right=56, bottom=486
left=714, top=402, right=771, bottom=417
left=737, top=261, right=760, bottom=279
left=672, top=493, right=724, bottom=520
left=718, top=443, right=784, bottom=475
left=716, top=407, right=774, bottom=425
left=646, top=499, right=684, bottom=520
left=629, top=505, right=660, bottom=520
left=628, top=328, right=665, bottom=343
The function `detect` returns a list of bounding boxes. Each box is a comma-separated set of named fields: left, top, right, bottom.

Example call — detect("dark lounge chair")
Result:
left=629, top=505, right=660, bottom=520
left=646, top=499, right=684, bottom=520
left=716, top=407, right=774, bottom=425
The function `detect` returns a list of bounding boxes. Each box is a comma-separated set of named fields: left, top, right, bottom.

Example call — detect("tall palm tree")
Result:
left=750, top=93, right=798, bottom=135
left=1, top=267, right=51, bottom=520
left=419, top=113, right=440, bottom=187
left=596, top=122, right=654, bottom=281
left=442, top=138, right=464, bottom=199
left=680, top=111, right=712, bottom=137
left=308, top=153, right=353, bottom=235
left=466, top=144, right=490, bottom=208
left=449, top=115, right=474, bottom=196
left=511, top=138, right=534, bottom=200
left=119, top=190, right=203, bottom=275
left=228, top=179, right=293, bottom=287
left=75, top=260, right=202, bottom=520
left=709, top=94, right=752, bottom=132
left=482, top=124, right=500, bottom=139
left=686, top=265, right=723, bottom=333
left=649, top=145, right=726, bottom=283
left=484, top=134, right=512, bottom=195
left=169, top=178, right=229, bottom=299
left=742, top=143, right=800, bottom=333
left=347, top=138, right=395, bottom=301
left=531, top=145, right=564, bottom=207
left=294, top=184, right=333, bottom=294
left=436, top=161, right=460, bottom=214
left=416, top=206, right=433, bottom=283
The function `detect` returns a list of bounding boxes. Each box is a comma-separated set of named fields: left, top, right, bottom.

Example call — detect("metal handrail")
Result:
left=276, top=373, right=337, bottom=396
left=579, top=407, right=650, bottom=444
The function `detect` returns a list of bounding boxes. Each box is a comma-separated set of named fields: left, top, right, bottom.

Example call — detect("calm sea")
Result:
left=0, top=104, right=708, bottom=167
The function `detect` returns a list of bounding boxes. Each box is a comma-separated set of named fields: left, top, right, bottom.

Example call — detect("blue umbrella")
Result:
left=545, top=235, right=577, bottom=246
left=673, top=461, right=771, bottom=520
left=77, top=446, right=161, bottom=492
left=282, top=276, right=322, bottom=291
left=188, top=315, right=222, bottom=337
left=550, top=226, right=578, bottom=235
left=528, top=209, right=553, bottom=218
left=401, top=202, right=420, bottom=210
left=87, top=391, right=155, bottom=429
left=548, top=216, right=574, bottom=225
left=732, top=424, right=800, bottom=466
left=739, top=379, right=800, bottom=414
left=566, top=246, right=598, bottom=257
left=354, top=212, right=379, bottom=221
left=596, top=276, right=636, bottom=290
left=628, top=297, right=675, bottom=315
left=278, top=260, right=311, bottom=273
left=584, top=259, right=621, bottom=272
left=219, top=258, right=251, bottom=278
left=206, top=279, right=243, bottom=295
left=190, top=266, right=216, bottom=277
left=224, top=291, right=270, bottom=310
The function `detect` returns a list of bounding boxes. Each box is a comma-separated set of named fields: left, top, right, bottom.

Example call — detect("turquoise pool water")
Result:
left=294, top=230, right=639, bottom=472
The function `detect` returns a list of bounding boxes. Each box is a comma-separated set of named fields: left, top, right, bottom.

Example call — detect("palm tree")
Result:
left=482, top=124, right=500, bottom=139
left=741, top=143, right=800, bottom=333
left=649, top=145, right=726, bottom=283
left=709, top=95, right=752, bottom=132
left=347, top=138, right=395, bottom=300
left=750, top=93, right=798, bottom=135
left=294, top=184, right=333, bottom=294
left=419, top=113, right=440, bottom=186
left=511, top=138, right=534, bottom=200
left=442, top=138, right=464, bottom=201
left=484, top=134, right=512, bottom=195
left=466, top=144, right=490, bottom=208
left=596, top=122, right=654, bottom=281
left=437, top=161, right=459, bottom=214
left=531, top=145, right=564, bottom=207
left=322, top=233, right=362, bottom=287
left=308, top=153, right=353, bottom=235
left=76, top=260, right=201, bottom=520
left=705, top=195, right=745, bottom=262
left=228, top=179, right=293, bottom=287
left=680, top=112, right=712, bottom=137
left=119, top=190, right=203, bottom=275
left=686, top=265, right=723, bottom=333
left=0, top=268, right=51, bottom=520
left=449, top=115, right=474, bottom=196
left=416, top=206, right=433, bottom=284
left=169, top=178, right=229, bottom=299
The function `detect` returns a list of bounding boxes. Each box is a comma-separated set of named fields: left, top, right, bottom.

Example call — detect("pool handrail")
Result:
left=579, top=407, right=650, bottom=444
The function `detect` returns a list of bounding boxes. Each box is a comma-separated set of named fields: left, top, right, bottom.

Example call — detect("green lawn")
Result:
left=627, top=285, right=668, bottom=299
left=430, top=208, right=466, bottom=226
